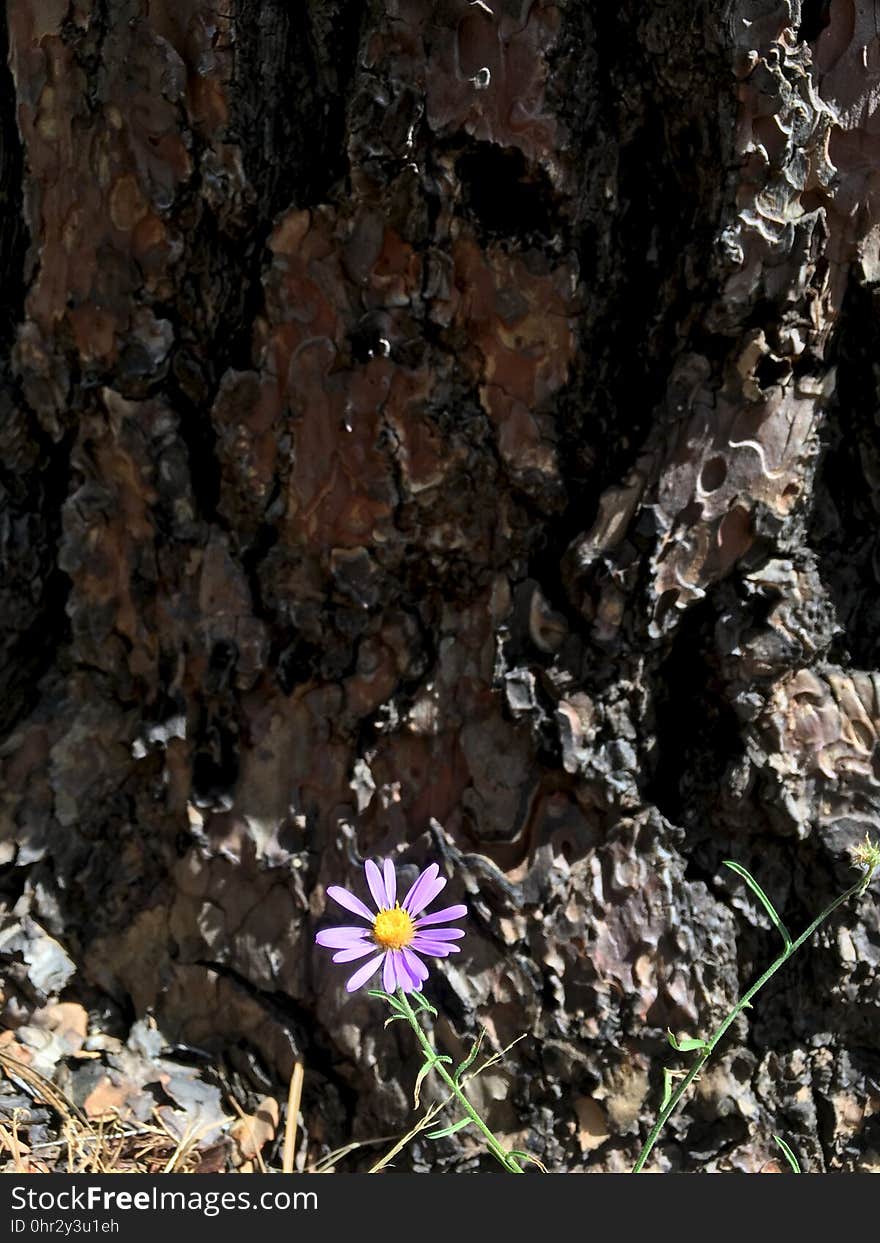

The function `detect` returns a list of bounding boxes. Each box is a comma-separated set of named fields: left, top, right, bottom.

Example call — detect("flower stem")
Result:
left=396, top=989, right=524, bottom=1173
left=632, top=875, right=869, bottom=1173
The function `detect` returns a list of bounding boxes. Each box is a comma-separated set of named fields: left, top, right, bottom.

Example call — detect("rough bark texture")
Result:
left=2, top=0, right=880, bottom=1173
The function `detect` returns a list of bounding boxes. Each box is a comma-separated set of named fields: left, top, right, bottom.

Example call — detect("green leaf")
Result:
left=661, top=1067, right=675, bottom=1112
left=666, top=1028, right=710, bottom=1053
left=772, top=1134, right=801, bottom=1173
left=413, top=1059, right=433, bottom=1109
left=411, top=989, right=438, bottom=1017
left=454, top=1029, right=486, bottom=1084
left=723, top=860, right=793, bottom=950
left=426, top=1117, right=472, bottom=1140
left=413, top=1053, right=452, bottom=1108
left=509, top=1149, right=548, bottom=1172
left=383, top=1014, right=407, bottom=1029
left=368, top=989, right=406, bottom=1014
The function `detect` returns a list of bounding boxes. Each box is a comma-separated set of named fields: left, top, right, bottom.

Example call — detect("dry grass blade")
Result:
left=160, top=1124, right=199, bottom=1174
left=226, top=1093, right=268, bottom=1174
left=367, top=1030, right=530, bottom=1173
left=282, top=1061, right=304, bottom=1174
left=368, top=1096, right=451, bottom=1173
left=0, top=1114, right=28, bottom=1172
left=154, top=1110, right=223, bottom=1173
left=461, top=1032, right=527, bottom=1082
left=0, top=1047, right=85, bottom=1125
left=306, top=1135, right=397, bottom=1174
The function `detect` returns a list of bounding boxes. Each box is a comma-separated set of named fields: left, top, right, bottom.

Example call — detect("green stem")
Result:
left=632, top=876, right=867, bottom=1173
left=396, top=989, right=524, bottom=1173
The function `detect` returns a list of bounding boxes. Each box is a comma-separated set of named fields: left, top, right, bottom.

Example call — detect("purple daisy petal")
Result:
left=401, top=946, right=429, bottom=984
left=315, top=926, right=372, bottom=949
left=394, top=952, right=420, bottom=992
left=407, top=874, right=447, bottom=916
left=414, top=904, right=467, bottom=928
left=345, top=952, right=386, bottom=993
left=382, top=948, right=397, bottom=992
left=401, top=863, right=438, bottom=913
left=410, top=927, right=463, bottom=941
left=410, top=937, right=462, bottom=956
left=332, top=943, right=378, bottom=963
left=383, top=858, right=397, bottom=907
left=326, top=885, right=376, bottom=924
left=364, top=859, right=389, bottom=911
left=402, top=864, right=449, bottom=916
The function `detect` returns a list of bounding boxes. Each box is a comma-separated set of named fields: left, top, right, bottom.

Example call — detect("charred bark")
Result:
left=2, top=0, right=880, bottom=1172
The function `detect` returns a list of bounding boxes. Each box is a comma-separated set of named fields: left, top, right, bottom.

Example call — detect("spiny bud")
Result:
left=849, top=833, right=880, bottom=889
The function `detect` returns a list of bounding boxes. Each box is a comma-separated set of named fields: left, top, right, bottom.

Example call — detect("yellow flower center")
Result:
left=373, top=905, right=415, bottom=950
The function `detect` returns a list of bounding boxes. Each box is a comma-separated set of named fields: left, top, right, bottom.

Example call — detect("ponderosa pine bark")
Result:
left=2, top=0, right=880, bottom=1172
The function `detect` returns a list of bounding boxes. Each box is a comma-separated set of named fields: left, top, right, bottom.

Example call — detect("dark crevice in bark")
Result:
left=456, top=142, right=563, bottom=245
left=0, top=859, right=28, bottom=910
left=797, top=0, right=833, bottom=43
left=553, top=3, right=729, bottom=535
left=0, top=8, right=27, bottom=352
left=240, top=518, right=282, bottom=615
left=0, top=3, right=66, bottom=737
left=164, top=201, right=254, bottom=525
left=230, top=0, right=363, bottom=217
left=808, top=277, right=880, bottom=668
left=0, top=436, right=73, bottom=726
left=168, top=375, right=224, bottom=524
left=195, top=958, right=358, bottom=1112
left=645, top=595, right=744, bottom=830
left=272, top=632, right=323, bottom=696
left=190, top=719, right=240, bottom=812
left=587, top=127, right=680, bottom=487
left=813, top=1085, right=837, bottom=1170
left=682, top=1117, right=752, bottom=1164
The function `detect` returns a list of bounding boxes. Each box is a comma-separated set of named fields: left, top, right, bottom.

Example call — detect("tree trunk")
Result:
left=2, top=0, right=880, bottom=1173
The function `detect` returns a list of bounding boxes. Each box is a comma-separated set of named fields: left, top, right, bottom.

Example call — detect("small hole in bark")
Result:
left=801, top=189, right=827, bottom=213
left=678, top=500, right=704, bottom=525
left=557, top=837, right=575, bottom=864
left=191, top=739, right=239, bottom=810
left=211, top=641, right=235, bottom=666
left=755, top=353, right=790, bottom=388
left=798, top=0, right=832, bottom=42
left=456, top=142, right=557, bottom=240
left=701, top=456, right=727, bottom=493
left=348, top=316, right=391, bottom=365
left=731, top=1056, right=753, bottom=1083
left=208, top=641, right=238, bottom=691
left=276, top=637, right=320, bottom=694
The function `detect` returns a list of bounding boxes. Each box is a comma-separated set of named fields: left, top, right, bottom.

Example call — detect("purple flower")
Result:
left=315, top=859, right=466, bottom=993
